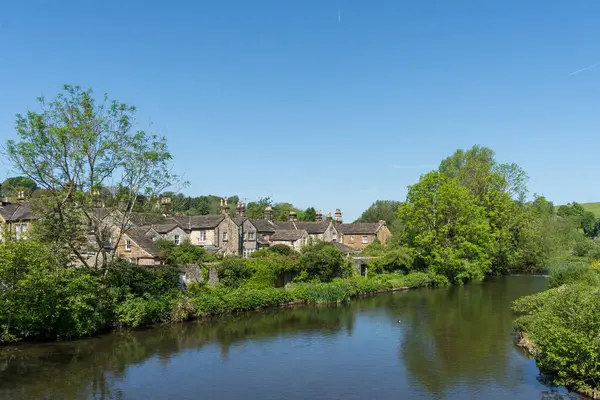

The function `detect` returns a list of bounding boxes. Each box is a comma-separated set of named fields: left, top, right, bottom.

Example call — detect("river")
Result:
left=0, top=276, right=582, bottom=399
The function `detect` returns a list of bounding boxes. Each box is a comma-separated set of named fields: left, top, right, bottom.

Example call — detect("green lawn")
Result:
left=580, top=202, right=600, bottom=217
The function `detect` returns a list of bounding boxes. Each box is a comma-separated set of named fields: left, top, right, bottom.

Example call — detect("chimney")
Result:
left=220, top=198, right=230, bottom=215
left=236, top=202, right=246, bottom=217
left=316, top=209, right=323, bottom=222
left=334, top=209, right=342, bottom=224
left=92, top=188, right=104, bottom=208
left=16, top=190, right=25, bottom=203
left=264, top=205, right=273, bottom=221
left=289, top=210, right=297, bottom=222
left=159, top=196, right=172, bottom=216
left=326, top=211, right=333, bottom=222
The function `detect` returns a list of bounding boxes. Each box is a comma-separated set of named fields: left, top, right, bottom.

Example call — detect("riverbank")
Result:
left=517, top=332, right=600, bottom=400
left=512, top=264, right=600, bottom=400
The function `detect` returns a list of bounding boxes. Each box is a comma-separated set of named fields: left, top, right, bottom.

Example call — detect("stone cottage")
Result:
left=338, top=221, right=391, bottom=249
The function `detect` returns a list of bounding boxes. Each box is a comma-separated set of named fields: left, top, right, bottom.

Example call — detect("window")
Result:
left=362, top=235, right=368, bottom=244
left=125, top=239, right=131, bottom=251
left=248, top=232, right=255, bottom=240
left=243, top=232, right=247, bottom=240
left=199, top=230, right=206, bottom=242
left=223, top=231, right=228, bottom=241
left=243, top=249, right=254, bottom=258
left=174, top=235, right=180, bottom=245
left=15, top=223, right=28, bottom=240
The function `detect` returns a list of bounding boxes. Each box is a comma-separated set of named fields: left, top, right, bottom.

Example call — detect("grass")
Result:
left=580, top=202, right=600, bottom=218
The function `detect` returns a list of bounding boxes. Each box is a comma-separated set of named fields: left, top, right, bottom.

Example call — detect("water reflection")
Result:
left=0, top=276, right=581, bottom=400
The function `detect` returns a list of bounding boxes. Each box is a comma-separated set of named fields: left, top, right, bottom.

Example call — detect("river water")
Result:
left=0, top=276, right=582, bottom=399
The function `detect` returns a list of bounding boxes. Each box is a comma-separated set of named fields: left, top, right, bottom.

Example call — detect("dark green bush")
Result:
left=299, top=242, right=352, bottom=282
left=217, top=257, right=252, bottom=288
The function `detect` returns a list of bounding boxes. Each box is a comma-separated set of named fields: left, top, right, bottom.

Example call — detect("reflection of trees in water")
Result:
left=0, top=277, right=547, bottom=400
left=394, top=277, right=547, bottom=395
left=0, top=304, right=356, bottom=400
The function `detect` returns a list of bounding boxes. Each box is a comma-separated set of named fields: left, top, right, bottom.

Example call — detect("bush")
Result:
left=548, top=263, right=600, bottom=288
left=116, top=293, right=172, bottom=328
left=217, top=257, right=252, bottom=288
left=299, top=242, right=352, bottom=282
left=191, top=287, right=294, bottom=315
left=526, top=284, right=600, bottom=390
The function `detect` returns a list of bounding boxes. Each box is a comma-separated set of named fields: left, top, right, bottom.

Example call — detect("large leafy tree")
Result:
left=398, top=171, right=492, bottom=284
left=356, top=200, right=403, bottom=233
left=4, top=85, right=180, bottom=268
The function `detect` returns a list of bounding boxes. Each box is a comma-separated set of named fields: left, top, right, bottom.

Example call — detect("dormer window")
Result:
left=125, top=239, right=131, bottom=251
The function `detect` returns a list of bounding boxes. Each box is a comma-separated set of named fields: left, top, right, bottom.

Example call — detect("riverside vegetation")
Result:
left=4, top=86, right=600, bottom=396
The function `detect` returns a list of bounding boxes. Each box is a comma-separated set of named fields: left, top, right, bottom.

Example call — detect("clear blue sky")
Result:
left=1, top=0, right=599, bottom=221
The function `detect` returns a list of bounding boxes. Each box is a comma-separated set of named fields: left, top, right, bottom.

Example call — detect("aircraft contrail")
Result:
left=569, top=61, right=600, bottom=76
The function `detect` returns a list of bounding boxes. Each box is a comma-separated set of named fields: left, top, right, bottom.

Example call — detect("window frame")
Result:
left=174, top=234, right=180, bottom=245
left=199, top=230, right=206, bottom=242
left=362, top=235, right=368, bottom=244
left=125, top=239, right=132, bottom=251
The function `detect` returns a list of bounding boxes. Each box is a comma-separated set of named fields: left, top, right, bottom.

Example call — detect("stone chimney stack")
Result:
left=221, top=198, right=230, bottom=215
left=91, top=188, right=104, bottom=208
left=334, top=209, right=342, bottom=224
left=289, top=210, right=297, bottom=222
left=264, top=205, right=273, bottom=221
left=159, top=196, right=172, bottom=216
left=326, top=211, right=333, bottom=222
left=236, top=202, right=246, bottom=217
left=316, top=209, right=323, bottom=222
left=17, top=190, right=25, bottom=203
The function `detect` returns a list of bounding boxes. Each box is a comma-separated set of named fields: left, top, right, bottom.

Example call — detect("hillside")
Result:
left=580, top=202, right=600, bottom=217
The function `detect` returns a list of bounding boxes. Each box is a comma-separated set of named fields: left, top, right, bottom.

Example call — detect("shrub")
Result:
left=369, top=247, right=414, bottom=274
left=217, top=257, right=252, bottom=288
left=299, top=242, right=352, bottom=282
left=169, top=295, right=196, bottom=323
left=116, top=293, right=171, bottom=328
left=527, top=284, right=600, bottom=390
left=548, top=263, right=600, bottom=288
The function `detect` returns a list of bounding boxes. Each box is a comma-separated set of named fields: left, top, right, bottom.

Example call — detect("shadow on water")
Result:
left=0, top=276, right=583, bottom=400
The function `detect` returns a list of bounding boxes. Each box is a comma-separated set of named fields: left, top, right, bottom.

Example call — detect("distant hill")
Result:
left=580, top=202, right=600, bottom=218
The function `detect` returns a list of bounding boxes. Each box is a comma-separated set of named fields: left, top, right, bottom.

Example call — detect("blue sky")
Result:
left=1, top=0, right=600, bottom=221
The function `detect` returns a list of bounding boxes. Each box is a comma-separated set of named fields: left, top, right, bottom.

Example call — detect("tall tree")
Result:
left=4, top=85, right=180, bottom=268
left=398, top=171, right=492, bottom=283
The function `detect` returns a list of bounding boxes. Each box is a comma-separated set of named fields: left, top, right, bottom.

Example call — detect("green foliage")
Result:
left=156, top=239, right=216, bottom=265
left=369, top=247, right=414, bottom=274
left=191, top=286, right=294, bottom=315
left=116, top=293, right=171, bottom=328
left=356, top=200, right=404, bottom=233
left=217, top=257, right=252, bottom=288
left=299, top=242, right=352, bottom=282
left=0, top=176, right=38, bottom=199
left=523, top=284, right=600, bottom=390
left=548, top=263, right=600, bottom=288
left=399, top=171, right=492, bottom=284
left=3, top=85, right=180, bottom=267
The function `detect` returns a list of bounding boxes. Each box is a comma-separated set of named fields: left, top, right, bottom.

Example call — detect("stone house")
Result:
left=171, top=215, right=225, bottom=251
left=270, top=229, right=309, bottom=251
left=146, top=223, right=189, bottom=245
left=338, top=221, right=392, bottom=249
left=117, top=227, right=161, bottom=265
left=0, top=199, right=35, bottom=242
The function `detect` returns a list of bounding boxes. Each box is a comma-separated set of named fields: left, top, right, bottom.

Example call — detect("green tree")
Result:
left=300, top=207, right=317, bottom=222
left=356, top=200, right=403, bottom=233
left=1, top=176, right=38, bottom=199
left=246, top=197, right=273, bottom=219
left=3, top=85, right=181, bottom=267
left=398, top=171, right=492, bottom=283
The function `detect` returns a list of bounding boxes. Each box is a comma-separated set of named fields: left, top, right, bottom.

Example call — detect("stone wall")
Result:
left=342, top=233, right=377, bottom=249
left=190, top=228, right=217, bottom=247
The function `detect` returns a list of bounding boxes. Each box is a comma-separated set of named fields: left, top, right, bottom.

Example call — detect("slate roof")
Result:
left=0, top=203, right=35, bottom=222
left=171, top=215, right=225, bottom=230
left=332, top=241, right=360, bottom=254
left=232, top=217, right=247, bottom=226
left=248, top=219, right=277, bottom=234
left=293, top=221, right=332, bottom=234
left=150, top=223, right=180, bottom=234
left=125, top=227, right=161, bottom=257
left=338, top=222, right=384, bottom=235
left=271, top=229, right=307, bottom=241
